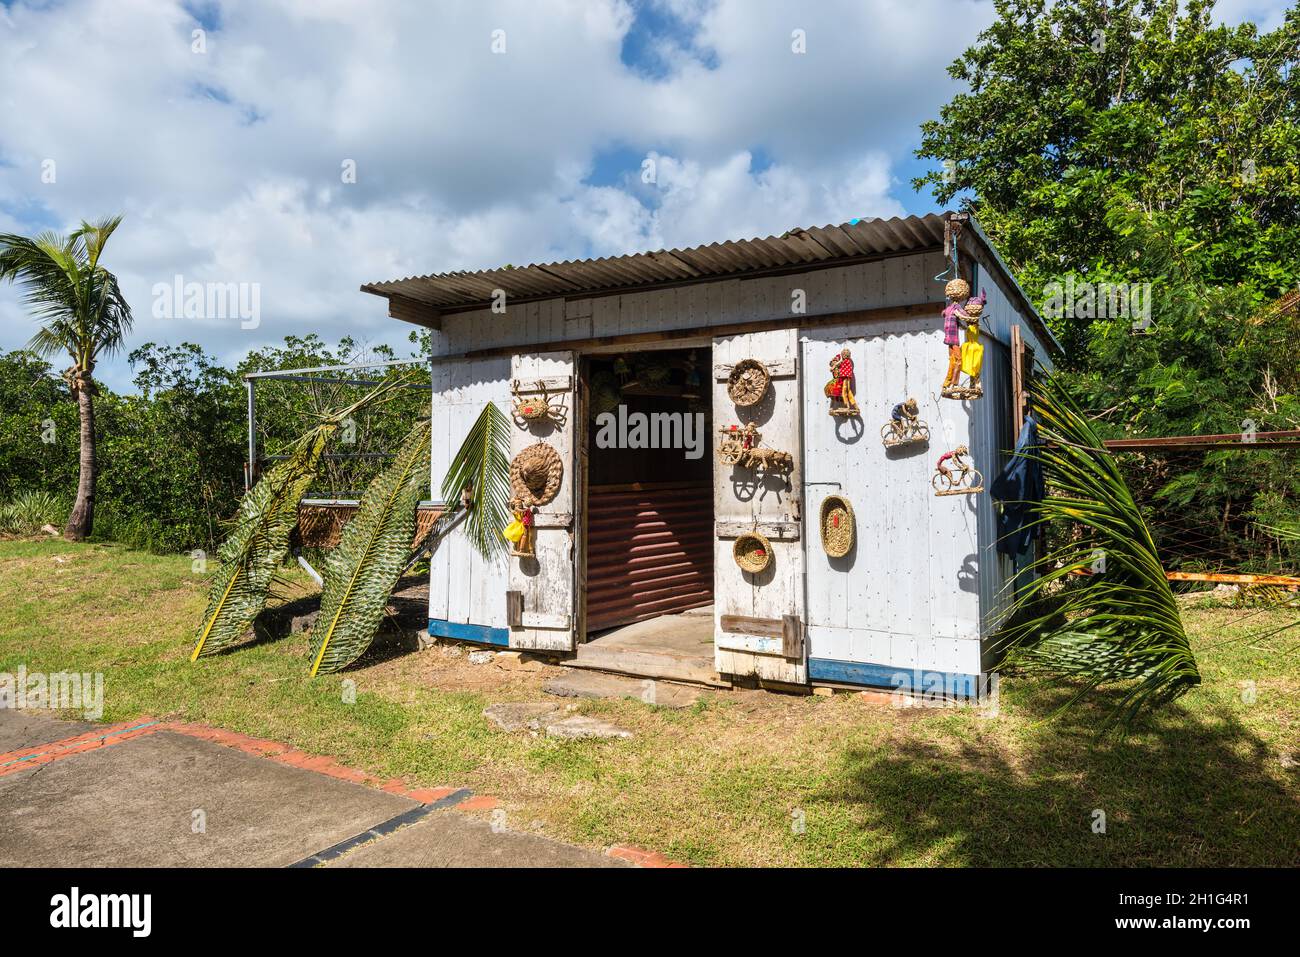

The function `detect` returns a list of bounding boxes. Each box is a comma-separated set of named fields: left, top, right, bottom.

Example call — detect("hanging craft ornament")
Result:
left=511, top=379, right=567, bottom=428
left=824, top=348, right=859, bottom=417
left=819, top=494, right=855, bottom=558
left=956, top=299, right=985, bottom=398
left=932, top=445, right=984, bottom=496
left=716, top=423, right=794, bottom=475
left=502, top=500, right=535, bottom=557
left=727, top=358, right=770, bottom=407
left=941, top=285, right=987, bottom=400
left=509, top=441, right=564, bottom=507
left=733, top=530, right=773, bottom=574
left=881, top=397, right=930, bottom=448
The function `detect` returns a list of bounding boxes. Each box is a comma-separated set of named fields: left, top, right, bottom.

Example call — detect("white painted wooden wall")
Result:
left=712, top=328, right=806, bottom=684
left=428, top=357, right=510, bottom=632
left=506, top=351, right=578, bottom=651
left=801, top=317, right=983, bottom=679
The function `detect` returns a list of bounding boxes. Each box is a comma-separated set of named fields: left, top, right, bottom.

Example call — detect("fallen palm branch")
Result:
left=994, top=375, right=1201, bottom=733
left=308, top=418, right=432, bottom=676
left=191, top=377, right=409, bottom=660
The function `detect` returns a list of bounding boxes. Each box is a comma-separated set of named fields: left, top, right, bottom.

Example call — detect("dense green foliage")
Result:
left=917, top=0, right=1300, bottom=573
left=0, top=333, right=427, bottom=554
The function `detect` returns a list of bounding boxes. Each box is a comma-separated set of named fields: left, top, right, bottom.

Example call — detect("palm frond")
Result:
left=439, top=401, right=511, bottom=561
left=190, top=424, right=332, bottom=659
left=994, top=374, right=1201, bottom=733
left=308, top=418, right=432, bottom=676
left=191, top=376, right=413, bottom=660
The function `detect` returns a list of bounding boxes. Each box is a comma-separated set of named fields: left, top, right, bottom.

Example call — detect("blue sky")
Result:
left=0, top=0, right=1291, bottom=391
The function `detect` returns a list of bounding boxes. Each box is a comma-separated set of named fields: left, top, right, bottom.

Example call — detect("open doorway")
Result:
left=577, top=346, right=718, bottom=683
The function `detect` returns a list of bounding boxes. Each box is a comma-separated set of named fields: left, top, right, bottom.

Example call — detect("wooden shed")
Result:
left=362, top=212, right=1061, bottom=693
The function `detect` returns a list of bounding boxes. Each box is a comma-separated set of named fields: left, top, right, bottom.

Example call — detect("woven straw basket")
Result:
left=819, top=494, right=855, bottom=558
left=727, top=359, right=770, bottom=407
left=733, top=531, right=773, bottom=574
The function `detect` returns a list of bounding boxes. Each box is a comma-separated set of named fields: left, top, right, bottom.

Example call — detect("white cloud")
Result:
left=0, top=0, right=1290, bottom=389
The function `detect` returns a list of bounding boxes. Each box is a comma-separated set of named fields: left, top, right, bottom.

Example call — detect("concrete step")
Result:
left=567, top=643, right=729, bottom=687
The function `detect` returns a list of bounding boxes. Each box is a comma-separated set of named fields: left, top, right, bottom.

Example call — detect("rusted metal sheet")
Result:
left=361, top=215, right=948, bottom=311
left=585, top=483, right=714, bottom=632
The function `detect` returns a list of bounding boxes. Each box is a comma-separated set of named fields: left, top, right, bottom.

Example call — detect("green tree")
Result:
left=915, top=0, right=1300, bottom=359
left=0, top=217, right=133, bottom=539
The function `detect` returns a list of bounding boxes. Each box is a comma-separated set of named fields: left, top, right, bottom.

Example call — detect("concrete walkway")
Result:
left=0, top=711, right=628, bottom=868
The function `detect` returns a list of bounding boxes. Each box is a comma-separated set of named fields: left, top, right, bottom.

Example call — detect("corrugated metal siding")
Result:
left=363, top=215, right=948, bottom=309
left=585, top=483, right=713, bottom=632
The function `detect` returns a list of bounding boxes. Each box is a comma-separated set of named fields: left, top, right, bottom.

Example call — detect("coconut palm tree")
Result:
left=0, top=216, right=132, bottom=540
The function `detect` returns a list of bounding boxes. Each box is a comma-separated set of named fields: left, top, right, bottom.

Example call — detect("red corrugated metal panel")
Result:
left=585, top=483, right=713, bottom=632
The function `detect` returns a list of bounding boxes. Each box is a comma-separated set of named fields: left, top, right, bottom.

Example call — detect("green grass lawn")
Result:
left=1, top=536, right=1296, bottom=866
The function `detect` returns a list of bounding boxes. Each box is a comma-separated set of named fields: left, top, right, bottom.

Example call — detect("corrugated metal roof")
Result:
left=361, top=213, right=949, bottom=311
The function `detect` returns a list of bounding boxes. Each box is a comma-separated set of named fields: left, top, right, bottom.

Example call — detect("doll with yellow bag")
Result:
left=502, top=497, right=535, bottom=557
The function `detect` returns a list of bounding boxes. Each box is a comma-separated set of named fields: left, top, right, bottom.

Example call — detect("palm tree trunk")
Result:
left=64, top=386, right=96, bottom=540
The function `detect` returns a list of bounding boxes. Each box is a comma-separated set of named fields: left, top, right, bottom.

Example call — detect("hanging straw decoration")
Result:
left=733, top=530, right=773, bottom=574
left=819, top=494, right=855, bottom=558
left=509, top=442, right=564, bottom=507
left=727, top=358, right=770, bottom=407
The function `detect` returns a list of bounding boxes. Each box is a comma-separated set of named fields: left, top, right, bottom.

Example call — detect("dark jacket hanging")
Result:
left=990, top=414, right=1044, bottom=557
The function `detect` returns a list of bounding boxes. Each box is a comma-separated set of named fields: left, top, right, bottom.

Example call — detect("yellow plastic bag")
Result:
left=502, top=517, right=526, bottom=544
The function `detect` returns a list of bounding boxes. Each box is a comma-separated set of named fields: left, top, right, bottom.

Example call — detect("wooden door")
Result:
left=506, top=351, right=579, bottom=652
left=712, top=329, right=807, bottom=684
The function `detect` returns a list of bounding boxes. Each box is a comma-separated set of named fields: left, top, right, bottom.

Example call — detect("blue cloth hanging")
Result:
left=990, top=414, right=1044, bottom=557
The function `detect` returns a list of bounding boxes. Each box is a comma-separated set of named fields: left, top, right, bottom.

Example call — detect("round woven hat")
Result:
left=727, top=359, right=770, bottom=407
left=509, top=442, right=564, bottom=507
left=819, top=494, right=855, bottom=558
left=945, top=278, right=970, bottom=301
left=733, top=531, right=773, bottom=574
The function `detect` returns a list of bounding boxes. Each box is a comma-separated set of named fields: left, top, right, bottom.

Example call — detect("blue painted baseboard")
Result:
left=427, top=619, right=509, bottom=646
left=808, top=657, right=982, bottom=697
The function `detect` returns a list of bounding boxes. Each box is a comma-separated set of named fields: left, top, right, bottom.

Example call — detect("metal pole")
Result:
left=246, top=379, right=256, bottom=491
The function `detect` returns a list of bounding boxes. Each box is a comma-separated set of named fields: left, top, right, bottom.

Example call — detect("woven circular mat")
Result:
left=727, top=359, right=770, bottom=407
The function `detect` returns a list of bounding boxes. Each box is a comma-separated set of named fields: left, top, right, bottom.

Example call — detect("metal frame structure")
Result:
left=242, top=357, right=431, bottom=492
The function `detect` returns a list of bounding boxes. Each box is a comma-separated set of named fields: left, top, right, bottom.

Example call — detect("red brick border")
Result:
left=0, top=718, right=164, bottom=777
left=160, top=721, right=470, bottom=806
left=606, top=844, right=690, bottom=868
left=2, top=715, right=683, bottom=864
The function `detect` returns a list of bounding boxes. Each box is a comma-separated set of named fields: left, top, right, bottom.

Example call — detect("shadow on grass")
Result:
left=812, top=687, right=1299, bottom=866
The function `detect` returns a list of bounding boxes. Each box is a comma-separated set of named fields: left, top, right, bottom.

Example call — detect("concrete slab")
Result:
left=325, top=811, right=630, bottom=868
left=0, top=710, right=98, bottom=753
left=482, top=701, right=568, bottom=732
left=543, top=670, right=704, bottom=708
left=0, top=730, right=417, bottom=867
left=590, top=612, right=715, bottom=656
left=545, top=715, right=633, bottom=740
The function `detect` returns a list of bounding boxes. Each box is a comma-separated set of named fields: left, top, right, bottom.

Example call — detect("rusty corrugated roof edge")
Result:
left=361, top=211, right=1063, bottom=357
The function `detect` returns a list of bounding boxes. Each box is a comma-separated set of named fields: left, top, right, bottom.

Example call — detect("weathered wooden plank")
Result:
left=719, top=614, right=785, bottom=637
left=714, top=520, right=800, bottom=540
left=712, top=358, right=796, bottom=379
left=510, top=376, right=572, bottom=394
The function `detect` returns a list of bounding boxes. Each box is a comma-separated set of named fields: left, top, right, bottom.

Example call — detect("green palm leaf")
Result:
left=439, top=401, right=511, bottom=561
left=191, top=424, right=333, bottom=660
left=192, top=376, right=411, bottom=660
left=994, top=374, right=1201, bottom=733
left=309, top=418, right=432, bottom=676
